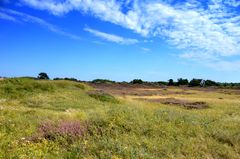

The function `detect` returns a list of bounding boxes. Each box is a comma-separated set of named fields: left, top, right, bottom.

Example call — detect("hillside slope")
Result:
left=0, top=78, right=240, bottom=158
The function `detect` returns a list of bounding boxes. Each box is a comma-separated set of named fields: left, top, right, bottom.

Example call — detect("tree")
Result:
left=130, top=79, right=143, bottom=84
left=38, top=72, right=49, bottom=80
left=168, top=79, right=174, bottom=86
left=177, top=78, right=189, bottom=85
left=189, top=79, right=201, bottom=87
left=205, top=80, right=219, bottom=86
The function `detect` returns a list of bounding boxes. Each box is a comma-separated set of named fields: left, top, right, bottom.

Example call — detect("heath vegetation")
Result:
left=0, top=77, right=240, bottom=158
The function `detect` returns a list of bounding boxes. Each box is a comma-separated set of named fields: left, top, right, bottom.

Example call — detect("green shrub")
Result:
left=87, top=91, right=119, bottom=103
left=189, top=79, right=202, bottom=87
left=177, top=78, right=189, bottom=85
left=38, top=72, right=50, bottom=80
left=91, top=79, right=116, bottom=84
left=168, top=79, right=174, bottom=86
left=130, top=79, right=143, bottom=84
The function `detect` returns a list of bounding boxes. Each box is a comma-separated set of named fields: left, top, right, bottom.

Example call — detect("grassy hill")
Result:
left=0, top=78, right=240, bottom=158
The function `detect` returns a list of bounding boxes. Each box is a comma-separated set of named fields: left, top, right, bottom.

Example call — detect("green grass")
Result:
left=0, top=78, right=240, bottom=158
left=88, top=91, right=120, bottom=104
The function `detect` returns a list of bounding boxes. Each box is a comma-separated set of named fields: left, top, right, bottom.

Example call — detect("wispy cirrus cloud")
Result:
left=0, top=12, right=17, bottom=21
left=84, top=27, right=138, bottom=45
left=0, top=8, right=81, bottom=40
left=16, top=0, right=240, bottom=70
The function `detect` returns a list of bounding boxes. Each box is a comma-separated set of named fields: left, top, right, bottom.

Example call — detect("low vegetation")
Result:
left=91, top=78, right=240, bottom=88
left=0, top=77, right=240, bottom=158
left=87, top=90, right=120, bottom=104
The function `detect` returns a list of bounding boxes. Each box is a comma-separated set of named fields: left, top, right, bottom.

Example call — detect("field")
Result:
left=0, top=78, right=240, bottom=158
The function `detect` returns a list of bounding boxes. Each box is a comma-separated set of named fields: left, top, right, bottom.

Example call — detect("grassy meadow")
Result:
left=0, top=78, right=240, bottom=158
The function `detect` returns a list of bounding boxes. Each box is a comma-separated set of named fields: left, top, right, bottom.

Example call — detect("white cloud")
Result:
left=0, top=8, right=81, bottom=40
left=84, top=27, right=138, bottom=45
left=0, top=12, right=17, bottom=22
left=225, top=0, right=240, bottom=7
left=141, top=47, right=151, bottom=52
left=15, top=0, right=240, bottom=70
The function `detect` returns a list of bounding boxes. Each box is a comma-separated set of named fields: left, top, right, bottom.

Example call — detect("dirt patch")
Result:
left=134, top=98, right=209, bottom=109
left=89, top=83, right=194, bottom=96
left=219, top=89, right=240, bottom=95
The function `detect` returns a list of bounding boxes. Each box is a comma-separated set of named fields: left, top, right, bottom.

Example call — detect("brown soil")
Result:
left=218, top=89, right=240, bottom=95
left=89, top=83, right=194, bottom=96
left=134, top=98, right=209, bottom=109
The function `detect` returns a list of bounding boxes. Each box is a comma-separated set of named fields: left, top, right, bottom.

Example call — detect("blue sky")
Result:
left=1, top=0, right=240, bottom=82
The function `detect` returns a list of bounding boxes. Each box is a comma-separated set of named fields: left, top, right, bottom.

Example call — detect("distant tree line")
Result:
left=128, top=78, right=240, bottom=88
left=53, top=77, right=79, bottom=82
left=86, top=78, right=240, bottom=88
left=32, top=72, right=240, bottom=89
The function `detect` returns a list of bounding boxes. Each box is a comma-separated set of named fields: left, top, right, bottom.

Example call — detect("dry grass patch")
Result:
left=134, top=97, right=209, bottom=109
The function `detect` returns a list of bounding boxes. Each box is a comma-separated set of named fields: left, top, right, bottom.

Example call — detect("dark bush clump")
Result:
left=53, top=77, right=79, bottom=82
left=189, top=79, right=202, bottom=87
left=177, top=78, right=189, bottom=85
left=91, top=79, right=116, bottom=84
left=38, top=72, right=50, bottom=80
left=130, top=79, right=143, bottom=84
left=168, top=79, right=174, bottom=86
left=205, top=80, right=220, bottom=86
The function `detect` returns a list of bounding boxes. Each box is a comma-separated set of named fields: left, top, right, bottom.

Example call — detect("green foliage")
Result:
left=0, top=78, right=55, bottom=99
left=189, top=79, right=202, bottom=87
left=157, top=81, right=168, bottom=85
left=177, top=78, right=189, bottom=85
left=205, top=80, right=220, bottom=87
left=168, top=79, right=174, bottom=86
left=53, top=77, right=78, bottom=82
left=91, top=79, right=116, bottom=84
left=130, top=79, right=143, bottom=84
left=0, top=78, right=240, bottom=158
left=38, top=72, right=50, bottom=80
left=88, top=91, right=119, bottom=104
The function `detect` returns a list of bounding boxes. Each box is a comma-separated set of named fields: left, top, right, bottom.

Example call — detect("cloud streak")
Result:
left=16, top=0, right=240, bottom=70
left=0, top=8, right=81, bottom=40
left=84, top=27, right=138, bottom=45
left=0, top=12, right=17, bottom=22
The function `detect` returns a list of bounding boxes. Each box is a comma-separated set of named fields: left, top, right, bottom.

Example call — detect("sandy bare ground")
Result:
left=89, top=83, right=195, bottom=96
left=88, top=83, right=240, bottom=109
left=89, top=83, right=240, bottom=96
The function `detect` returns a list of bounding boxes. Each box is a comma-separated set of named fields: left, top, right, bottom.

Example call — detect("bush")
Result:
left=53, top=77, right=78, bottom=82
left=189, top=79, right=202, bottom=87
left=157, top=81, right=168, bottom=85
left=205, top=80, right=219, bottom=86
left=130, top=79, right=143, bottom=84
left=38, top=72, right=49, bottom=80
left=177, top=78, right=189, bottom=85
left=91, top=79, right=115, bottom=84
